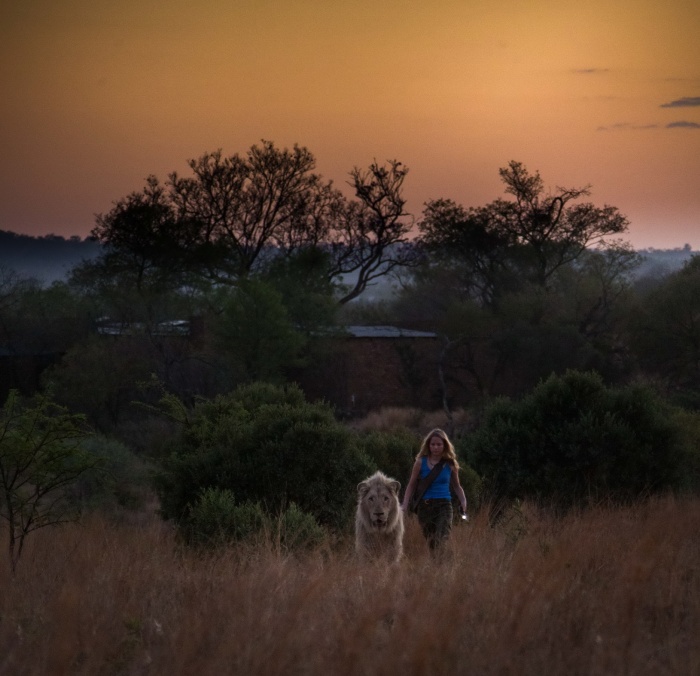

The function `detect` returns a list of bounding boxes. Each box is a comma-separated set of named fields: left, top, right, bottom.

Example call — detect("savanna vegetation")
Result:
left=1, top=496, right=698, bottom=675
left=1, top=141, right=700, bottom=673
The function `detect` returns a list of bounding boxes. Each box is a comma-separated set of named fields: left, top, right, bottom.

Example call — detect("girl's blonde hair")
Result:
left=416, top=428, right=459, bottom=469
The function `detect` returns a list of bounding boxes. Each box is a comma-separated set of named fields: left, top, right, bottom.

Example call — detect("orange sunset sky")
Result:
left=1, top=0, right=699, bottom=249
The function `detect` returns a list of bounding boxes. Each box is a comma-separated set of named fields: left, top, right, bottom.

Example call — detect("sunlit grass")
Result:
left=2, top=496, right=698, bottom=675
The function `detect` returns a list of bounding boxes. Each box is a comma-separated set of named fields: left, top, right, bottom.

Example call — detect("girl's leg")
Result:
left=431, top=503, right=453, bottom=553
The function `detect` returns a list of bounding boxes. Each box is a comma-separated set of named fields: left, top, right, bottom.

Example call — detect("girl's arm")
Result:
left=401, top=458, right=422, bottom=511
left=450, top=466, right=468, bottom=513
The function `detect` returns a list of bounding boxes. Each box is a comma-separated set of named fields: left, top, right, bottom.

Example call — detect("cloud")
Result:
left=597, top=122, right=659, bottom=131
left=572, top=68, right=610, bottom=75
left=666, top=121, right=700, bottom=129
left=597, top=120, right=700, bottom=131
left=660, top=96, right=700, bottom=108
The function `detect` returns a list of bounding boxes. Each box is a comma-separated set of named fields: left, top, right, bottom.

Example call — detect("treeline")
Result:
left=0, top=230, right=102, bottom=282
left=1, top=141, right=700, bottom=568
left=2, top=140, right=699, bottom=422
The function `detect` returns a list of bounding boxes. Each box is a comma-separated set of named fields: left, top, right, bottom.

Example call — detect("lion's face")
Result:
left=357, top=475, right=401, bottom=531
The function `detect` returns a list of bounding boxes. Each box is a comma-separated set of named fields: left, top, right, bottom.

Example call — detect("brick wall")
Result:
left=294, top=336, right=443, bottom=415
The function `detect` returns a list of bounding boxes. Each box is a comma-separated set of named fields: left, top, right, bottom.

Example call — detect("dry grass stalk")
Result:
left=1, top=496, right=698, bottom=675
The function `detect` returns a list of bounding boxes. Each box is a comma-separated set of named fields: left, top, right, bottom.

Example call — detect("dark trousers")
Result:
left=417, top=499, right=453, bottom=552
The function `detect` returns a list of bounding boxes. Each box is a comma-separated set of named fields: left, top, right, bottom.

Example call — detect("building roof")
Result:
left=95, top=318, right=191, bottom=337
left=343, top=325, right=437, bottom=339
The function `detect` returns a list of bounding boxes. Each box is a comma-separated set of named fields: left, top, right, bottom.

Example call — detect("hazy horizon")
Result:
left=0, top=224, right=697, bottom=252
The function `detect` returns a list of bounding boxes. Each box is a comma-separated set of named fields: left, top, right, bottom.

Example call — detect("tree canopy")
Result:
left=419, top=161, right=631, bottom=302
left=399, top=161, right=639, bottom=406
left=87, top=141, right=418, bottom=305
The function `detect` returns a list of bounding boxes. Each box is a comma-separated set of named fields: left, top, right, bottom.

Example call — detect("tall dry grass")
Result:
left=2, top=496, right=698, bottom=675
left=350, top=407, right=472, bottom=435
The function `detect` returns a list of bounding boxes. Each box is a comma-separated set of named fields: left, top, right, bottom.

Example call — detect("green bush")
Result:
left=467, top=370, right=694, bottom=509
left=457, top=463, right=484, bottom=512
left=182, top=489, right=326, bottom=550
left=357, top=428, right=418, bottom=490
left=671, top=408, right=700, bottom=493
left=155, top=382, right=374, bottom=531
left=183, top=487, right=266, bottom=547
left=275, top=502, right=327, bottom=551
left=68, top=436, right=152, bottom=513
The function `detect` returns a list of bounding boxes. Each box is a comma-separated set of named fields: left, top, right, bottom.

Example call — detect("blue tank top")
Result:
left=420, top=457, right=452, bottom=500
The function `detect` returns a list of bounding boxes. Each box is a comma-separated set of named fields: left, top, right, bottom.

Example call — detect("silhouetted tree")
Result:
left=88, top=177, right=199, bottom=292
left=418, top=199, right=513, bottom=307
left=328, top=160, right=420, bottom=304
left=87, top=142, right=418, bottom=304
left=168, top=142, right=341, bottom=280
left=420, top=161, right=631, bottom=300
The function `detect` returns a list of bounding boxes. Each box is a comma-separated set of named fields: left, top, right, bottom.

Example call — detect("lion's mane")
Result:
left=355, top=471, right=404, bottom=563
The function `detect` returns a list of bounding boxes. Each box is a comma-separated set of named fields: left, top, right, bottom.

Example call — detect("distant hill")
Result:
left=0, top=230, right=102, bottom=283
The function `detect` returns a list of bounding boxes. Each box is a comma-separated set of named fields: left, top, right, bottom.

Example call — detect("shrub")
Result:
left=275, top=502, right=327, bottom=551
left=458, top=464, right=484, bottom=512
left=68, top=436, right=152, bottom=513
left=357, top=428, right=418, bottom=490
left=181, top=489, right=326, bottom=550
left=351, top=406, right=471, bottom=436
left=467, top=370, right=694, bottom=509
left=183, top=487, right=267, bottom=547
left=671, top=407, right=700, bottom=493
left=351, top=407, right=426, bottom=433
left=355, top=412, right=482, bottom=511
left=155, top=382, right=374, bottom=532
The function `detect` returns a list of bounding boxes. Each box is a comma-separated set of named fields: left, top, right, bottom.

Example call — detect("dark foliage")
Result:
left=154, top=382, right=375, bottom=531
left=465, top=370, right=695, bottom=509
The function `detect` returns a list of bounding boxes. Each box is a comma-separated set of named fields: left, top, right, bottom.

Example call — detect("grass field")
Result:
left=2, top=495, right=698, bottom=675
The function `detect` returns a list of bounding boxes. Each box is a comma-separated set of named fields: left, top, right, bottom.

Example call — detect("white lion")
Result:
left=355, top=471, right=404, bottom=564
